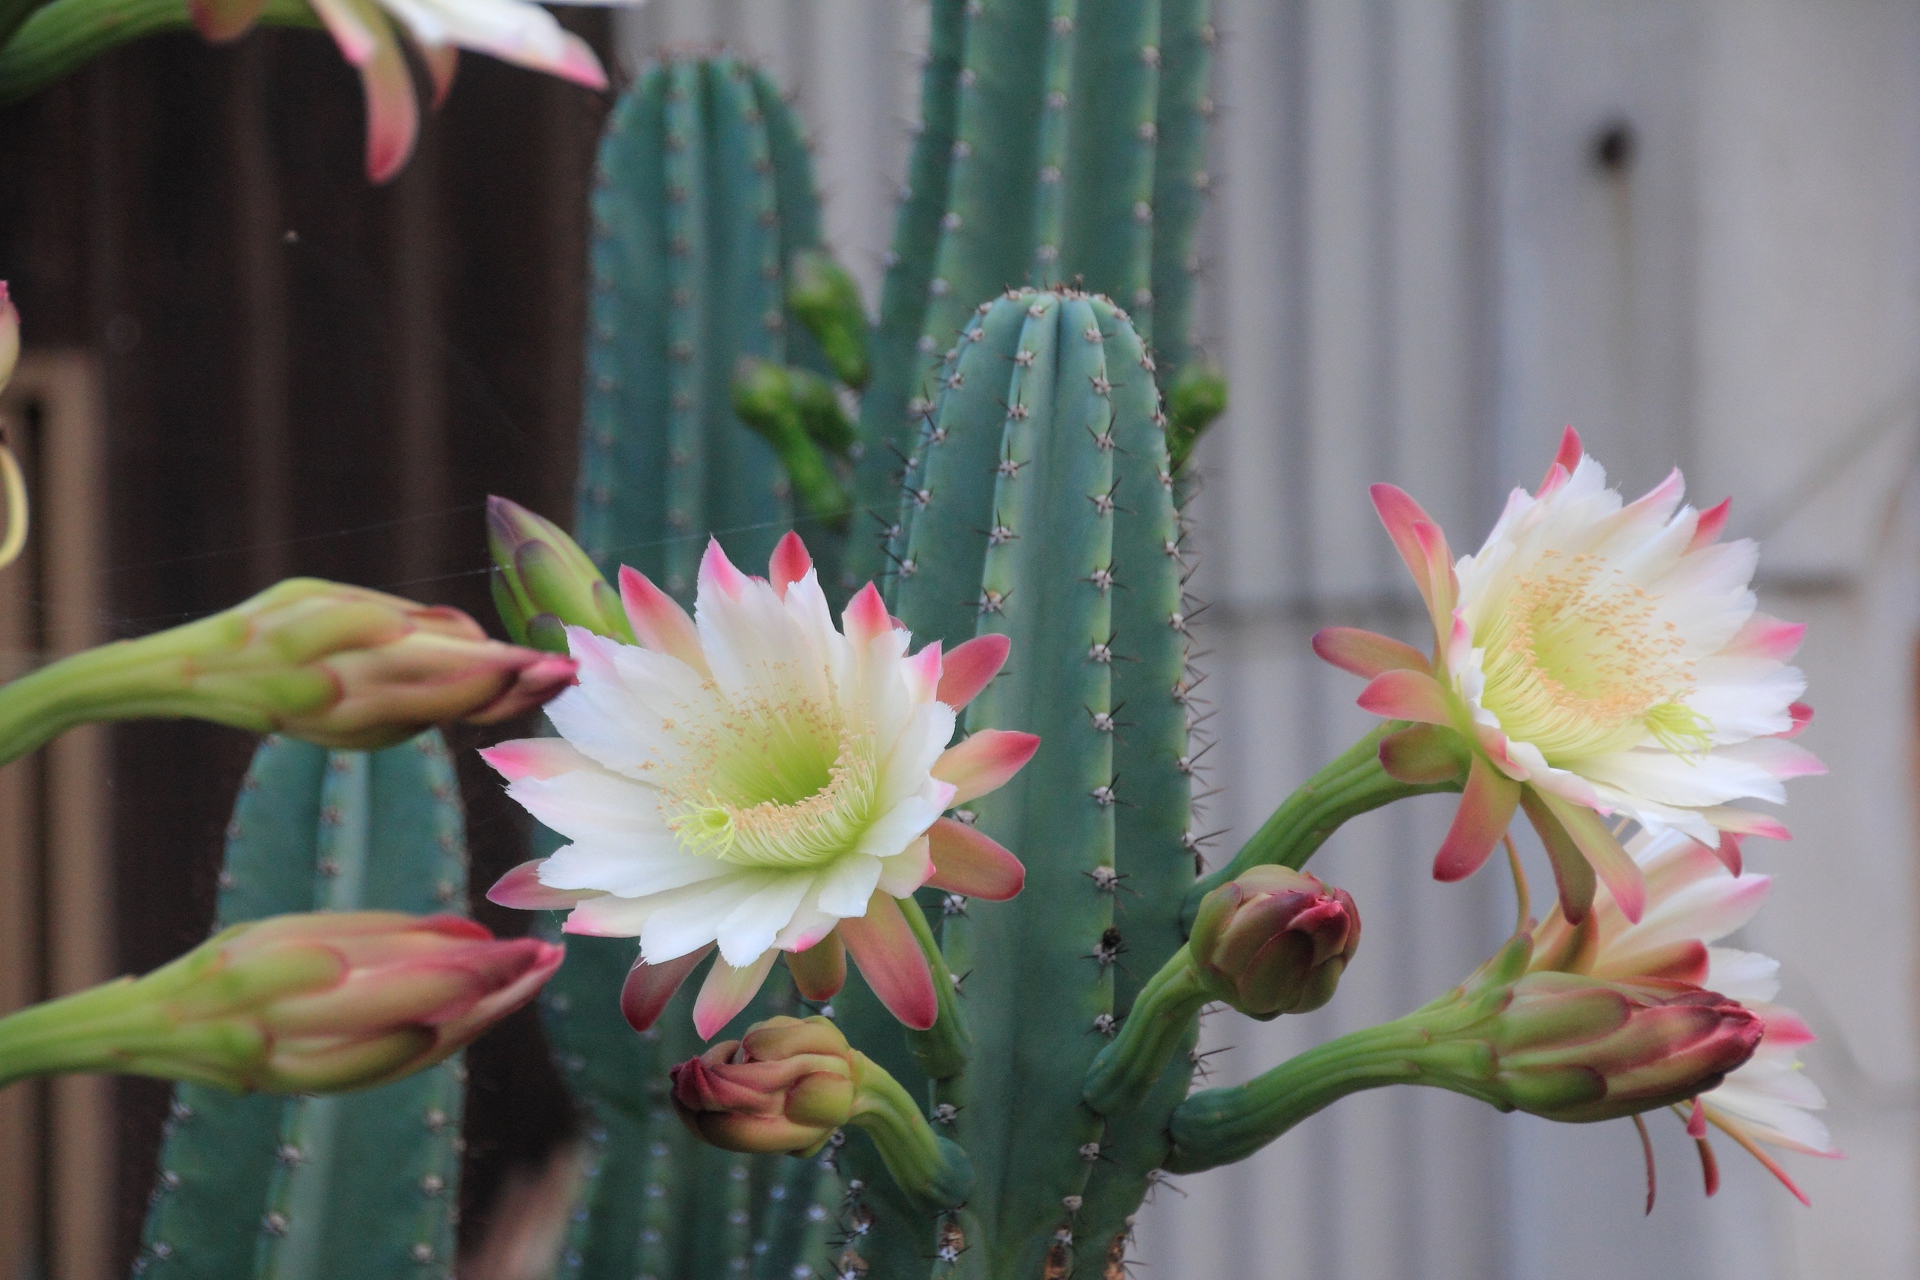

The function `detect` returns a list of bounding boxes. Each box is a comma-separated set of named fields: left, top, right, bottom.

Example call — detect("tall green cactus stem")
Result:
left=851, top=0, right=1220, bottom=583
left=1057, top=0, right=1160, bottom=308
left=136, top=733, right=468, bottom=1280
left=1146, top=0, right=1213, bottom=375
left=579, top=54, right=852, bottom=599
left=884, top=289, right=1192, bottom=1277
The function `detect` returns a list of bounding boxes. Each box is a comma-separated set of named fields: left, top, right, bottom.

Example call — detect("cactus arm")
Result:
left=1147, top=0, right=1213, bottom=375
left=1057, top=1, right=1161, bottom=311
left=705, top=57, right=798, bottom=569
left=140, top=734, right=468, bottom=1280
left=948, top=294, right=1116, bottom=1275
left=749, top=1152, right=831, bottom=1280
left=1179, top=722, right=1461, bottom=933
left=752, top=67, right=824, bottom=252
left=579, top=69, right=673, bottom=573
left=1097, top=303, right=1192, bottom=1014
left=889, top=300, right=1030, bottom=644
left=655, top=59, right=716, bottom=597
left=851, top=0, right=969, bottom=580
left=1067, top=1020, right=1196, bottom=1277
left=1027, top=0, right=1077, bottom=281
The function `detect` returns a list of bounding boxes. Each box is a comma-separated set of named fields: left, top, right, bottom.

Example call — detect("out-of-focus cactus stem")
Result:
left=732, top=357, right=851, bottom=531
left=787, top=248, right=871, bottom=390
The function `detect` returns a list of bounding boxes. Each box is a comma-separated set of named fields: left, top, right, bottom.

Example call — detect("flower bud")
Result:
left=0, top=911, right=563, bottom=1094
left=1188, top=866, right=1360, bottom=1018
left=670, top=1015, right=858, bottom=1156
left=0, top=577, right=579, bottom=762
left=486, top=496, right=633, bottom=651
left=1475, top=972, right=1762, bottom=1123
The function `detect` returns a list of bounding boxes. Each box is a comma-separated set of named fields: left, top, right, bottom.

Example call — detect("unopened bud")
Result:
left=672, top=1015, right=973, bottom=1209
left=0, top=578, right=578, bottom=762
left=1189, top=866, right=1359, bottom=1018
left=671, top=1015, right=858, bottom=1156
left=0, top=911, right=563, bottom=1094
left=1471, top=972, right=1762, bottom=1123
left=486, top=496, right=632, bottom=650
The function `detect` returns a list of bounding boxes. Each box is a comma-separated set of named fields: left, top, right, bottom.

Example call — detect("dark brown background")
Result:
left=0, top=17, right=616, bottom=1270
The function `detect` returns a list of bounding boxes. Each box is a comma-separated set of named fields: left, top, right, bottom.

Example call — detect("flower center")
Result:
left=654, top=681, right=877, bottom=870
left=1475, top=551, right=1711, bottom=761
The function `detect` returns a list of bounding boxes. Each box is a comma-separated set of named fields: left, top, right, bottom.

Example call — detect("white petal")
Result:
left=855, top=790, right=947, bottom=863
left=714, top=874, right=815, bottom=966
left=876, top=835, right=933, bottom=897
left=878, top=701, right=956, bottom=809
left=505, top=771, right=668, bottom=845
left=540, top=838, right=726, bottom=899
left=1704, top=946, right=1780, bottom=1003
left=815, top=853, right=884, bottom=918
left=637, top=874, right=771, bottom=962
left=1576, top=746, right=1788, bottom=809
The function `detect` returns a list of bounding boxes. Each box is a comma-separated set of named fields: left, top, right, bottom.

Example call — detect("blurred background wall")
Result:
left=620, top=0, right=1920, bottom=1276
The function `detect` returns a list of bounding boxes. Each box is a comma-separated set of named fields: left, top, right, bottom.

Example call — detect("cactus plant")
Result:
left=134, top=732, right=471, bottom=1279
left=577, top=51, right=862, bottom=601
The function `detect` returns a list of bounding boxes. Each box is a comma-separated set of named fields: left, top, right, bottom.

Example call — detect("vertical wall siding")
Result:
left=603, top=2, right=1920, bottom=1277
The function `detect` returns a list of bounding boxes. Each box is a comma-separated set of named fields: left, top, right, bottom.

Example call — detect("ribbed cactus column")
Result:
left=850, top=0, right=1220, bottom=585
left=578, top=53, right=844, bottom=597
left=135, top=733, right=469, bottom=1280
left=861, top=288, right=1193, bottom=1278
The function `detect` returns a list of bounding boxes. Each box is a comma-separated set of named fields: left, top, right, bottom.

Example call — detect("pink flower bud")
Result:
left=221, top=579, right=578, bottom=748
left=208, top=911, right=563, bottom=1092
left=669, top=1015, right=859, bottom=1156
left=1188, top=866, right=1360, bottom=1018
left=1483, top=972, right=1763, bottom=1123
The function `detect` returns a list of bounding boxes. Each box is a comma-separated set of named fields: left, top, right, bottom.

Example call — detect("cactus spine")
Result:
left=135, top=733, right=468, bottom=1280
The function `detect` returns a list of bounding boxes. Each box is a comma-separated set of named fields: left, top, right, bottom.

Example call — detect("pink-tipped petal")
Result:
left=843, top=582, right=892, bottom=647
left=188, top=0, right=267, bottom=41
left=487, top=859, right=597, bottom=910
left=1686, top=1098, right=1709, bottom=1139
left=1706, top=1110, right=1812, bottom=1207
left=1539, top=792, right=1647, bottom=923
left=618, top=564, right=710, bottom=674
left=1371, top=484, right=1442, bottom=610
left=1713, top=832, right=1744, bottom=876
left=1432, top=755, right=1521, bottom=882
left=932, top=730, right=1041, bottom=805
left=621, top=944, right=710, bottom=1032
left=905, top=641, right=944, bottom=703
left=925, top=818, right=1025, bottom=900
left=692, top=949, right=779, bottom=1039
left=770, top=532, right=813, bottom=598
left=1539, top=426, right=1584, bottom=493
left=937, top=634, right=1011, bottom=708
left=1704, top=807, right=1792, bottom=842
left=1355, top=668, right=1453, bottom=726
left=353, top=23, right=418, bottom=184
left=1724, top=614, right=1807, bottom=662
left=1311, top=627, right=1430, bottom=680
left=785, top=932, right=846, bottom=1002
left=838, top=893, right=938, bottom=1030
left=1412, top=519, right=1457, bottom=630
left=1780, top=703, right=1813, bottom=738
left=1520, top=789, right=1597, bottom=923
left=308, top=0, right=380, bottom=64
left=1690, top=498, right=1731, bottom=551
left=479, top=737, right=582, bottom=782
left=416, top=41, right=458, bottom=108
left=698, top=538, right=752, bottom=602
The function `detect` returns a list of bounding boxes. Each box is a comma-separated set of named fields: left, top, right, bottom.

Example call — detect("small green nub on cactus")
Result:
left=1165, top=358, right=1227, bottom=471
left=787, top=248, right=871, bottom=389
left=731, top=357, right=851, bottom=530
